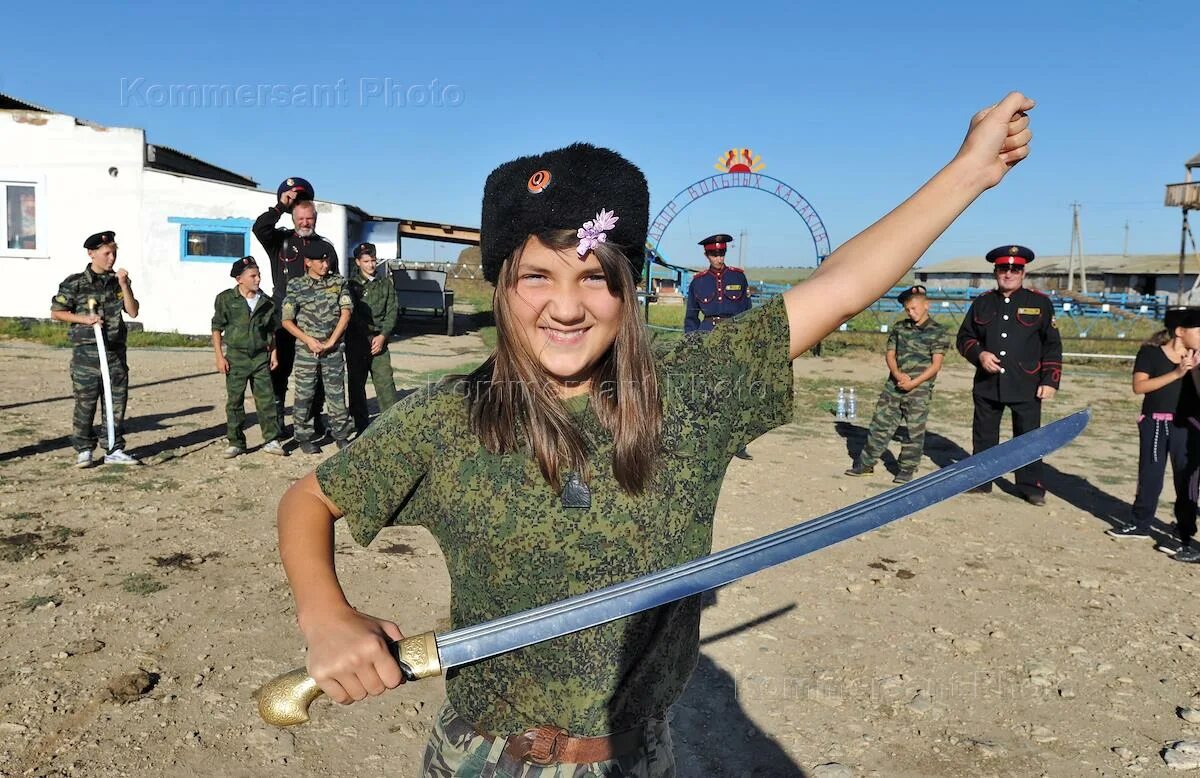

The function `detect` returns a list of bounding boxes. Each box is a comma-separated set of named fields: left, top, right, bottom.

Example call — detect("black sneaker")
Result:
left=1022, top=492, right=1047, bottom=507
left=967, top=484, right=993, bottom=495
left=335, top=438, right=350, bottom=451
left=1174, top=546, right=1200, bottom=563
left=733, top=447, right=753, bottom=461
left=844, top=463, right=874, bottom=477
left=893, top=471, right=915, bottom=484
left=299, top=441, right=321, bottom=455
left=1106, top=524, right=1151, bottom=539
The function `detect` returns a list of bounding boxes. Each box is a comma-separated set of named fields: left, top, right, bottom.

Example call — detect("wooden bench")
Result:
left=389, top=267, right=455, bottom=336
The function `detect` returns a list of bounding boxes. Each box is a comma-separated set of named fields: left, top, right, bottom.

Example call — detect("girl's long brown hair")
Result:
left=462, top=231, right=662, bottom=493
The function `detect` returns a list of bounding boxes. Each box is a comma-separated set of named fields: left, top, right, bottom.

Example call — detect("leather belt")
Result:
left=488, top=723, right=646, bottom=765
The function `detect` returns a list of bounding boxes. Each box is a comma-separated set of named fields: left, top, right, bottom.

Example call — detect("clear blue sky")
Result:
left=2, top=0, right=1195, bottom=270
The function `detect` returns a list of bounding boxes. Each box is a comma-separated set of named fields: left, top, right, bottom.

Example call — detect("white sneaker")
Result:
left=262, top=440, right=288, bottom=456
left=223, top=445, right=246, bottom=459
left=103, top=449, right=139, bottom=465
left=75, top=450, right=94, bottom=468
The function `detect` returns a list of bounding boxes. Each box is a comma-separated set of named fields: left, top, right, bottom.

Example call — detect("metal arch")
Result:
left=646, top=172, right=832, bottom=269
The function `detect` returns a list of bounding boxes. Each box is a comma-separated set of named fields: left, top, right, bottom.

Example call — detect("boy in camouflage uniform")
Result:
left=211, top=257, right=287, bottom=458
left=845, top=284, right=949, bottom=483
left=281, top=242, right=354, bottom=453
left=346, top=242, right=399, bottom=433
left=49, top=231, right=140, bottom=468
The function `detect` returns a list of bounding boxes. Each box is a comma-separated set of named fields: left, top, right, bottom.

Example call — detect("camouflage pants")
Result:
left=293, top=343, right=353, bottom=443
left=224, top=349, right=280, bottom=447
left=70, top=343, right=128, bottom=454
left=421, top=702, right=675, bottom=778
left=346, top=334, right=398, bottom=433
left=857, top=385, right=933, bottom=473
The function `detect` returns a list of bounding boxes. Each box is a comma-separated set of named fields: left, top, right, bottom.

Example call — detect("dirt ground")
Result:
left=1, top=329, right=1199, bottom=778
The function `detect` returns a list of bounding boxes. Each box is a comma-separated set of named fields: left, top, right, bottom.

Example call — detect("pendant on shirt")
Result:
left=561, top=471, right=591, bottom=509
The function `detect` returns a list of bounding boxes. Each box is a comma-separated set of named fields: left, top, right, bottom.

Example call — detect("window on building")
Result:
left=168, top=217, right=253, bottom=263
left=185, top=230, right=244, bottom=258
left=0, top=181, right=40, bottom=253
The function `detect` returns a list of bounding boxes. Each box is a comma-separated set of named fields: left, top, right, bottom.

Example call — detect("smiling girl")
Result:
left=276, top=92, right=1035, bottom=776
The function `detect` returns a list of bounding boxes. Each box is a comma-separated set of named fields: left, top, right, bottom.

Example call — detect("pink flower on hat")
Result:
left=576, top=209, right=619, bottom=257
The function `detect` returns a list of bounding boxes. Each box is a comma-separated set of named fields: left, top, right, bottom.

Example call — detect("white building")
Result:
left=0, top=93, right=423, bottom=335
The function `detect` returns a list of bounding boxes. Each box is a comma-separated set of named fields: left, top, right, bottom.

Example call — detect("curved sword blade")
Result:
left=435, top=409, right=1090, bottom=669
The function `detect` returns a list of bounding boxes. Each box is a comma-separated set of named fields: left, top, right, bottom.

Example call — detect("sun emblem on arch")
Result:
left=715, top=148, right=765, bottom=174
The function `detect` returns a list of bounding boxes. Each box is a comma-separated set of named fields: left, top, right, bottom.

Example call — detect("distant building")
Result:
left=916, top=253, right=1191, bottom=300
left=0, top=93, right=478, bottom=335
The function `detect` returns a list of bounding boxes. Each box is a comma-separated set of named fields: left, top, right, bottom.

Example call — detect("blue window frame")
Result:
left=168, top=217, right=252, bottom=263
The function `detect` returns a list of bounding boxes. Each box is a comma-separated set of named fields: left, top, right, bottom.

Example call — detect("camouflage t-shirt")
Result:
left=281, top=274, right=352, bottom=340
left=316, top=297, right=793, bottom=737
left=884, top=316, right=949, bottom=395
left=50, top=265, right=128, bottom=346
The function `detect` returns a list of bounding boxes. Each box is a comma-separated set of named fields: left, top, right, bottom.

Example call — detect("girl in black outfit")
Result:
left=1109, top=307, right=1200, bottom=562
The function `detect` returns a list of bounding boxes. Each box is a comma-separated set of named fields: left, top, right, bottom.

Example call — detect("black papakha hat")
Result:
left=1165, top=306, right=1200, bottom=331
left=480, top=143, right=649, bottom=285
left=83, top=231, right=115, bottom=250
left=230, top=256, right=259, bottom=278
left=896, top=284, right=927, bottom=305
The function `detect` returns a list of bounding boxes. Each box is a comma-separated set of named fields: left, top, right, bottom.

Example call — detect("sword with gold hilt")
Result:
left=87, top=298, right=116, bottom=452
left=257, top=409, right=1090, bottom=728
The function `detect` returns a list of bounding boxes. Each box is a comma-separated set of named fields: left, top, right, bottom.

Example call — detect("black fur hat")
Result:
left=1165, top=306, right=1200, bottom=331
left=480, top=143, right=649, bottom=285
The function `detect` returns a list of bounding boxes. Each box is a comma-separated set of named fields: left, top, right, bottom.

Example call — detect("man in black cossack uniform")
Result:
left=252, top=178, right=338, bottom=436
left=956, top=244, right=1063, bottom=505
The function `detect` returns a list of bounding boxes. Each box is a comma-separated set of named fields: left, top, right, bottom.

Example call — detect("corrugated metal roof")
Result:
left=0, top=92, right=54, bottom=113
left=1188, top=150, right=1200, bottom=169
left=922, top=253, right=1187, bottom=275
left=145, top=143, right=258, bottom=188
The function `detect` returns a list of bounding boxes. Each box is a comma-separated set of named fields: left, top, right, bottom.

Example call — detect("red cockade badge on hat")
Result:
left=527, top=170, right=551, bottom=194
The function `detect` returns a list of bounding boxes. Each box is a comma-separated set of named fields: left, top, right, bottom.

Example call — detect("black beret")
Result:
left=276, top=177, right=315, bottom=207
left=480, top=143, right=649, bottom=285
left=896, top=284, right=927, bottom=305
left=230, top=256, right=258, bottom=278
left=985, top=244, right=1035, bottom=266
left=1165, top=306, right=1200, bottom=330
left=353, top=242, right=377, bottom=259
left=83, top=231, right=115, bottom=250
left=301, top=241, right=331, bottom=260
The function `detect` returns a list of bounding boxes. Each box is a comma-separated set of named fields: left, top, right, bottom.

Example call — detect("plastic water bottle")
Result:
left=848, top=387, right=857, bottom=420
left=836, top=387, right=847, bottom=420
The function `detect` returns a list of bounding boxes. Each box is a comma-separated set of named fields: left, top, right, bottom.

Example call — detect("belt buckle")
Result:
left=525, top=725, right=569, bottom=765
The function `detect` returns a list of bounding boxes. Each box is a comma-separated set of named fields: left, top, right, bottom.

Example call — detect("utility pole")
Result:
left=737, top=228, right=747, bottom=267
left=1067, top=202, right=1087, bottom=293
left=1123, top=221, right=1130, bottom=257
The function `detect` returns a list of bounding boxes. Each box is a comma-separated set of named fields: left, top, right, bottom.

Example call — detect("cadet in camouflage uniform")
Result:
left=845, top=285, right=949, bottom=483
left=211, top=257, right=287, bottom=458
left=275, top=96, right=1035, bottom=776
left=49, top=231, right=140, bottom=467
left=345, top=242, right=399, bottom=433
left=281, top=241, right=354, bottom=453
